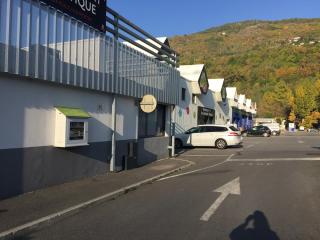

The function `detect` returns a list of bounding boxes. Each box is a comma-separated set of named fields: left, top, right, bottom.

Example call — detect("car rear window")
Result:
left=210, top=126, right=228, bottom=132
left=198, top=126, right=228, bottom=132
left=229, top=126, right=239, bottom=131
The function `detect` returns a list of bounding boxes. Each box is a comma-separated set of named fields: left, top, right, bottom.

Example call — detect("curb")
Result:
left=0, top=159, right=194, bottom=240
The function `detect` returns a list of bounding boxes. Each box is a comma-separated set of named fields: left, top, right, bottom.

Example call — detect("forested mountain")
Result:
left=170, top=19, right=320, bottom=122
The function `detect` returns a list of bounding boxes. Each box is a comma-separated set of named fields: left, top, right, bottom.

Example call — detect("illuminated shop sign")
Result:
left=40, top=0, right=107, bottom=32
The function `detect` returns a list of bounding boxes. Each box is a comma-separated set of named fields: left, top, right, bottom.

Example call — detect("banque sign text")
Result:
left=40, top=0, right=107, bottom=32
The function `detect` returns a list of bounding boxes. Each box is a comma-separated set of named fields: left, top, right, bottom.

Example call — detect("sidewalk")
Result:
left=0, top=158, right=192, bottom=237
left=282, top=131, right=320, bottom=136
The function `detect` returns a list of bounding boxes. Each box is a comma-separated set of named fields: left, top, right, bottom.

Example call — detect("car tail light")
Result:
left=228, top=132, right=239, bottom=136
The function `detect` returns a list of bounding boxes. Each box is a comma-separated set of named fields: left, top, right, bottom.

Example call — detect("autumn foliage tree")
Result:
left=294, top=81, right=317, bottom=118
left=259, top=81, right=294, bottom=117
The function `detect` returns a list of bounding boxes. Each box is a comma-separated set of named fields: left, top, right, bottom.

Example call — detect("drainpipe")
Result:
left=169, top=105, right=176, bottom=157
left=110, top=95, right=117, bottom=172
left=110, top=17, right=119, bottom=172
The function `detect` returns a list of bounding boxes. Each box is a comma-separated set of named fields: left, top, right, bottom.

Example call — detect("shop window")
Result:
left=69, top=122, right=85, bottom=140
left=138, top=105, right=166, bottom=138
left=181, top=88, right=186, bottom=101
left=54, top=107, right=91, bottom=147
left=197, top=107, right=215, bottom=125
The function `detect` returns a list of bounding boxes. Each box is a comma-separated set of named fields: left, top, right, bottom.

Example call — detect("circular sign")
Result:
left=140, top=95, right=157, bottom=113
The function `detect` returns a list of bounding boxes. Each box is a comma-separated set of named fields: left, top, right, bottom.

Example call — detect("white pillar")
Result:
left=171, top=105, right=176, bottom=157
left=110, top=95, right=117, bottom=172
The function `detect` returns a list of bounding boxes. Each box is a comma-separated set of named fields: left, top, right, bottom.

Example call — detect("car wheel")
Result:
left=175, top=139, right=183, bottom=149
left=263, top=132, right=269, bottom=137
left=271, top=131, right=277, bottom=136
left=242, top=132, right=248, bottom=137
left=215, top=139, right=227, bottom=149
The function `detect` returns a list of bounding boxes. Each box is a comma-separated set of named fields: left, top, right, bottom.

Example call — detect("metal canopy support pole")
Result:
left=171, top=105, right=176, bottom=157
left=110, top=17, right=119, bottom=172
left=110, top=94, right=117, bottom=172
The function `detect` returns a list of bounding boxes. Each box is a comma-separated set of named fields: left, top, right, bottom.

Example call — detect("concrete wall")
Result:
left=137, top=137, right=169, bottom=166
left=0, top=142, right=110, bottom=199
left=0, top=74, right=156, bottom=199
left=0, top=74, right=139, bottom=149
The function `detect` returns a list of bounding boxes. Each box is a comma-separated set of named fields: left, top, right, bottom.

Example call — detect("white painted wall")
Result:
left=175, top=78, right=231, bottom=134
left=116, top=97, right=138, bottom=141
left=0, top=75, right=138, bottom=149
left=175, top=78, right=197, bottom=133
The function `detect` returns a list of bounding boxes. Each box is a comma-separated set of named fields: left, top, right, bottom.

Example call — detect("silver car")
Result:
left=175, top=125, right=243, bottom=149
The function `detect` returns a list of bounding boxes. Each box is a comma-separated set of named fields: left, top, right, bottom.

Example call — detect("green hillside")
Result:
left=170, top=19, right=320, bottom=120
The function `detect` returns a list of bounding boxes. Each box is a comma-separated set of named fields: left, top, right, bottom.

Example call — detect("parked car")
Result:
left=260, top=123, right=281, bottom=136
left=307, top=128, right=320, bottom=133
left=175, top=125, right=243, bottom=150
left=242, top=125, right=271, bottom=137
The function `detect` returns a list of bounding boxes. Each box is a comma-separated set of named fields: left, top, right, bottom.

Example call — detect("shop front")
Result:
left=198, top=107, right=215, bottom=125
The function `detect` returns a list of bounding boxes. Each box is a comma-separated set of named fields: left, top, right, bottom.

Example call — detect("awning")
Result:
left=190, top=82, right=201, bottom=95
left=55, top=106, right=91, bottom=118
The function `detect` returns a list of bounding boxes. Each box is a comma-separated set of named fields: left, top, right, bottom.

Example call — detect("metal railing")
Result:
left=106, top=6, right=179, bottom=67
left=0, top=0, right=180, bottom=105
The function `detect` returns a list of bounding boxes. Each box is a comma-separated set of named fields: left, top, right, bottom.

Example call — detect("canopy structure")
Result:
left=55, top=106, right=91, bottom=118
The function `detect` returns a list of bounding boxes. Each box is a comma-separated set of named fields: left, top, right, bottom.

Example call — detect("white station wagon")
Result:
left=175, top=124, right=243, bottom=149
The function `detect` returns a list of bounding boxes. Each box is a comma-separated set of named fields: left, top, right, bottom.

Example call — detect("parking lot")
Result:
left=12, top=135, right=320, bottom=240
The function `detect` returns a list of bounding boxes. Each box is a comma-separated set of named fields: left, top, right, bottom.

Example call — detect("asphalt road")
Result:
left=15, top=136, right=320, bottom=240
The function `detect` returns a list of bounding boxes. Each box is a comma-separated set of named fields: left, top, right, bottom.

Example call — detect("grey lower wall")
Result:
left=0, top=137, right=169, bottom=199
left=137, top=137, right=170, bottom=166
left=0, top=142, right=111, bottom=199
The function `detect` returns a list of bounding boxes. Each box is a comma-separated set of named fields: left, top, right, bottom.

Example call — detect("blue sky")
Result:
left=108, top=0, right=320, bottom=37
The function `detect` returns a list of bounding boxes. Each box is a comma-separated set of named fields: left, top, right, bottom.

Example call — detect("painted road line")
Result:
left=298, top=140, right=304, bottom=144
left=228, top=157, right=320, bottom=162
left=186, top=148, right=229, bottom=151
left=200, top=177, right=241, bottom=222
left=179, top=154, right=230, bottom=157
left=245, top=144, right=255, bottom=149
left=158, top=154, right=234, bottom=181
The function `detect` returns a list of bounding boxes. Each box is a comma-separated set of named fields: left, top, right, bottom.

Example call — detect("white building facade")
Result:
left=175, top=65, right=216, bottom=133
left=0, top=0, right=180, bottom=199
left=175, top=67, right=258, bottom=134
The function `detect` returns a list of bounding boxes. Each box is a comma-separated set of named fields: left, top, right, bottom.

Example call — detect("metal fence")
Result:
left=0, top=0, right=180, bottom=105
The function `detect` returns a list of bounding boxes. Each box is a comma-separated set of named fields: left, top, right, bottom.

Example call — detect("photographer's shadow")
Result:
left=230, top=211, right=280, bottom=240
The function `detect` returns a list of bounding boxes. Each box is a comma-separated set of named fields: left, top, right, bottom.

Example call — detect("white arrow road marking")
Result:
left=200, top=177, right=240, bottom=222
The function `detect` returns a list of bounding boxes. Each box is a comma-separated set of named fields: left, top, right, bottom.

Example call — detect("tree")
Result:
left=304, top=111, right=320, bottom=128
left=314, top=79, right=320, bottom=110
left=259, top=81, right=294, bottom=117
left=288, top=111, right=296, bottom=122
left=294, top=81, right=317, bottom=118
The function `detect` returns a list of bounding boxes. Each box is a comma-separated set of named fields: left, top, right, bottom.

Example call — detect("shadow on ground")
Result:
left=0, top=209, right=7, bottom=213
left=12, top=235, right=33, bottom=240
left=230, top=211, right=280, bottom=240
